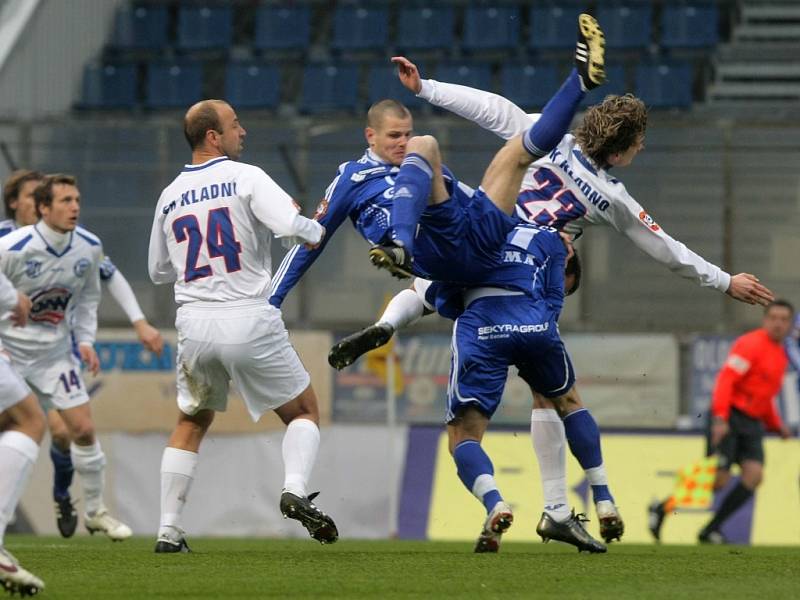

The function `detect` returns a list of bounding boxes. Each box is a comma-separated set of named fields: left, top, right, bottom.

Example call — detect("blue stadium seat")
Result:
left=396, top=7, right=454, bottom=52
left=299, top=64, right=360, bottom=113
left=109, top=4, right=169, bottom=50
left=176, top=6, right=233, bottom=51
left=145, top=61, right=203, bottom=109
left=597, top=4, right=653, bottom=50
left=580, top=64, right=627, bottom=108
left=331, top=6, right=389, bottom=52
left=462, top=6, right=521, bottom=51
left=434, top=63, right=493, bottom=93
left=225, top=63, right=280, bottom=109
left=661, top=3, right=719, bottom=49
left=500, top=64, right=560, bottom=110
left=528, top=4, right=586, bottom=50
left=81, top=63, right=138, bottom=108
left=367, top=65, right=423, bottom=109
left=254, top=6, right=311, bottom=52
left=635, top=62, right=693, bottom=108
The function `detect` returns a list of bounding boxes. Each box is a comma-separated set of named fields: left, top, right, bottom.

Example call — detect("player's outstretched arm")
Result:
left=392, top=56, right=533, bottom=141
left=725, top=273, right=774, bottom=306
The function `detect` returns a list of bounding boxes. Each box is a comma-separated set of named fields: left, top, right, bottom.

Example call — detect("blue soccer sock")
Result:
left=453, top=440, right=503, bottom=513
left=522, top=68, right=585, bottom=158
left=388, top=153, right=433, bottom=253
left=50, top=444, right=74, bottom=501
left=563, top=408, right=614, bottom=504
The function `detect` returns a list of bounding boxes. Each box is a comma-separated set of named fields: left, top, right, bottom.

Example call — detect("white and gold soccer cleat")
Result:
left=85, top=509, right=133, bottom=541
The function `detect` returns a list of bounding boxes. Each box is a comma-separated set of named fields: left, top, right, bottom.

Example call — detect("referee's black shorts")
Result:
left=706, top=407, right=765, bottom=469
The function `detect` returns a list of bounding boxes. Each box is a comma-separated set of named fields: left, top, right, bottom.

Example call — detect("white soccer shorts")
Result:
left=13, top=350, right=90, bottom=412
left=175, top=299, right=310, bottom=422
left=0, top=352, right=32, bottom=412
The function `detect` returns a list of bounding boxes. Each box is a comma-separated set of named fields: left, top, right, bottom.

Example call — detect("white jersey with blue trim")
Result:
left=149, top=156, right=324, bottom=305
left=417, top=79, right=731, bottom=293
left=0, top=223, right=102, bottom=363
left=0, top=218, right=16, bottom=238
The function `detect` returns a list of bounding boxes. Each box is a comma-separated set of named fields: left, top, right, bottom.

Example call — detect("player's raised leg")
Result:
left=369, top=136, right=449, bottom=278
left=274, top=384, right=338, bottom=544
left=57, top=402, right=132, bottom=541
left=0, top=387, right=46, bottom=596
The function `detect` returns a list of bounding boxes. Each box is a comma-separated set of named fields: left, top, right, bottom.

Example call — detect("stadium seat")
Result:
left=331, top=6, right=389, bottom=52
left=367, top=64, right=423, bottom=109
left=299, top=63, right=360, bottom=113
left=635, top=62, right=693, bottom=108
left=254, top=6, right=311, bottom=52
left=580, top=63, right=627, bottom=108
left=81, top=63, right=138, bottom=109
left=109, top=4, right=169, bottom=51
left=145, top=61, right=204, bottom=109
left=462, top=6, right=521, bottom=52
left=396, top=7, right=454, bottom=52
left=434, top=63, right=493, bottom=93
left=176, top=6, right=233, bottom=51
left=500, top=64, right=560, bottom=110
left=528, top=4, right=586, bottom=51
left=661, top=3, right=719, bottom=49
left=225, top=63, right=280, bottom=110
left=597, top=4, right=653, bottom=50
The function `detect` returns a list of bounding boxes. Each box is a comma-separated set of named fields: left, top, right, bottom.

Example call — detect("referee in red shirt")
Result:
left=698, top=299, right=795, bottom=543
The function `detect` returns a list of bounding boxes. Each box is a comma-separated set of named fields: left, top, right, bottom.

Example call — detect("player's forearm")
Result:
left=279, top=213, right=325, bottom=246
left=268, top=244, right=320, bottom=308
left=418, top=79, right=534, bottom=140
left=105, top=271, right=145, bottom=324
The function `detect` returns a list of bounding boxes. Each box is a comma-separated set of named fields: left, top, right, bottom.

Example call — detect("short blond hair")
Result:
left=574, top=94, right=647, bottom=167
left=366, top=99, right=411, bottom=129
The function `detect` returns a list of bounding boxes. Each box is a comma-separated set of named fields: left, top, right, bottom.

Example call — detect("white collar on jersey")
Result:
left=34, top=220, right=72, bottom=255
left=365, top=148, right=389, bottom=165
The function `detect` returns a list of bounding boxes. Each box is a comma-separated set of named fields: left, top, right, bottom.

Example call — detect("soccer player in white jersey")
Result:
left=0, top=174, right=132, bottom=542
left=0, top=272, right=45, bottom=595
left=148, top=99, right=336, bottom=552
left=2, top=169, right=164, bottom=538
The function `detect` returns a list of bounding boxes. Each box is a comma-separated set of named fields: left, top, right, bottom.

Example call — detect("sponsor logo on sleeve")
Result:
left=638, top=210, right=660, bottom=232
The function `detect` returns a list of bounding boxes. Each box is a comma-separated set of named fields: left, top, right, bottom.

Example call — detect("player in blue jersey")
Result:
left=422, top=226, right=608, bottom=553
left=268, top=14, right=607, bottom=305
left=2, top=169, right=164, bottom=538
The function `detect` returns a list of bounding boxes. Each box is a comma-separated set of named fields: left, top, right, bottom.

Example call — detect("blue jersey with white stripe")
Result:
left=269, top=149, right=462, bottom=307
left=430, top=224, right=567, bottom=320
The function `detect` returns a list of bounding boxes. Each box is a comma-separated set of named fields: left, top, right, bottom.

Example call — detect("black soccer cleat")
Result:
left=328, top=323, right=395, bottom=370
left=54, top=495, right=78, bottom=538
left=536, top=511, right=607, bottom=553
left=575, top=14, right=606, bottom=90
left=647, top=501, right=666, bottom=542
left=280, top=491, right=339, bottom=544
left=154, top=537, right=191, bottom=554
left=368, top=244, right=413, bottom=279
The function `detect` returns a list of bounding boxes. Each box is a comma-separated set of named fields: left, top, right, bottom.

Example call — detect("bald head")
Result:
left=184, top=100, right=230, bottom=150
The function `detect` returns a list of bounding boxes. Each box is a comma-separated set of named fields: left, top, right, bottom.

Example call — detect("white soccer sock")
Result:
left=585, top=465, right=609, bottom=487
left=159, top=447, right=198, bottom=535
left=377, top=288, right=425, bottom=331
left=531, top=409, right=571, bottom=523
left=0, top=431, right=39, bottom=546
left=70, top=441, right=107, bottom=516
left=282, top=418, right=320, bottom=498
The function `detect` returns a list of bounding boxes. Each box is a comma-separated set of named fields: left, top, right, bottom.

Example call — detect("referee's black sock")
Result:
left=703, top=481, right=753, bottom=532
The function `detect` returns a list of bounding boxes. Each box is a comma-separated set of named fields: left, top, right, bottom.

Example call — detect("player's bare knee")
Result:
left=71, top=423, right=96, bottom=446
left=276, top=384, right=320, bottom=425
left=406, top=135, right=441, bottom=165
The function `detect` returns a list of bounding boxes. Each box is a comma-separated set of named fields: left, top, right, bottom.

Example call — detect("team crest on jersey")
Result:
left=25, top=259, right=42, bottom=278
left=30, top=287, right=72, bottom=325
left=638, top=211, right=660, bottom=232
left=73, top=258, right=91, bottom=277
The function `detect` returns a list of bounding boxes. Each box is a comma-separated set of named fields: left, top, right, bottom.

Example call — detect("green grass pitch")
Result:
left=7, top=535, right=799, bottom=599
